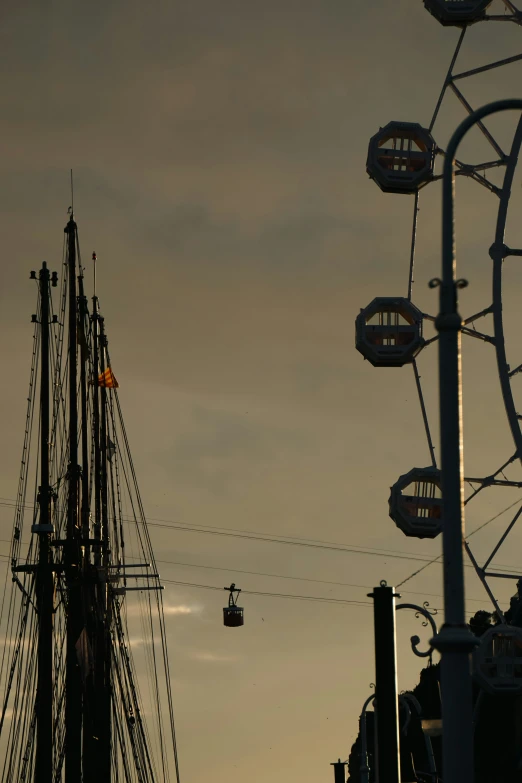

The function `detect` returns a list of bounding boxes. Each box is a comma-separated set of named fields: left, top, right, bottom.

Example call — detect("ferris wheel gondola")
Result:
left=423, top=0, right=493, bottom=26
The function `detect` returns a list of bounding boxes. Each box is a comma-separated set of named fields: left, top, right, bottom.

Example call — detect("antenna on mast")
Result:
left=70, top=169, right=74, bottom=217
left=93, top=251, right=97, bottom=299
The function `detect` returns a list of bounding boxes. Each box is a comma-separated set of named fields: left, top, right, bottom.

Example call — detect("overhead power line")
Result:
left=155, top=558, right=490, bottom=605
left=146, top=519, right=440, bottom=563
left=0, top=497, right=437, bottom=563
left=161, top=578, right=490, bottom=618
left=0, top=543, right=491, bottom=606
left=2, top=496, right=521, bottom=593
left=161, top=578, right=374, bottom=608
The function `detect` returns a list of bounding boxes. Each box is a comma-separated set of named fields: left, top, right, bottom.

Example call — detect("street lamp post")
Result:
left=369, top=582, right=401, bottom=783
left=431, top=98, right=522, bottom=783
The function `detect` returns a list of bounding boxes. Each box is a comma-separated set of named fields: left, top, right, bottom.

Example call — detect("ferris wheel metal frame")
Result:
left=359, top=0, right=522, bottom=624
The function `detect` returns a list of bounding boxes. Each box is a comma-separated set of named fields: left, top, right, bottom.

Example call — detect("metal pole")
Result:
left=432, top=98, right=522, bottom=783
left=35, top=262, right=53, bottom=783
left=369, top=582, right=401, bottom=783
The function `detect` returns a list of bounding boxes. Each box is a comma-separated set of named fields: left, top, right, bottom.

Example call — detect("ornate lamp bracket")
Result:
left=396, top=602, right=438, bottom=662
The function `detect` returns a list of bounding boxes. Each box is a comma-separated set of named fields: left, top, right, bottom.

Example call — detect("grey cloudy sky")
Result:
left=2, top=1, right=522, bottom=781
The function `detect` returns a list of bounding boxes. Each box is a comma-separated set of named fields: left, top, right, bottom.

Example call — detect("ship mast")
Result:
left=96, top=313, right=112, bottom=780
left=34, top=261, right=56, bottom=783
left=0, top=210, right=182, bottom=783
left=64, top=214, right=83, bottom=782
left=78, top=266, right=97, bottom=782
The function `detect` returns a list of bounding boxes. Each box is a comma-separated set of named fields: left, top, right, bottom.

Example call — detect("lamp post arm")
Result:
left=396, top=602, right=438, bottom=659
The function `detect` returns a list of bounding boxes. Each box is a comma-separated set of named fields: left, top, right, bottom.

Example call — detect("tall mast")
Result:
left=34, top=261, right=55, bottom=783
left=78, top=267, right=97, bottom=783
left=92, top=263, right=102, bottom=564
left=0, top=212, right=180, bottom=781
left=97, top=315, right=112, bottom=779
left=64, top=214, right=83, bottom=782
left=78, top=270, right=90, bottom=542
left=90, top=268, right=112, bottom=779
left=100, top=317, right=109, bottom=550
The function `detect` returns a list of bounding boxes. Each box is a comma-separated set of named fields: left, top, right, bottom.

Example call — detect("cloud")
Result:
left=192, top=651, right=239, bottom=663
left=163, top=604, right=198, bottom=616
left=123, top=602, right=199, bottom=618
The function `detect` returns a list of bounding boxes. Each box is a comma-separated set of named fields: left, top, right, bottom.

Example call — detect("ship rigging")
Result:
left=0, top=211, right=181, bottom=782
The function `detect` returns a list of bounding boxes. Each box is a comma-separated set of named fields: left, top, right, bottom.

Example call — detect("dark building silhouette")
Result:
left=348, top=587, right=522, bottom=782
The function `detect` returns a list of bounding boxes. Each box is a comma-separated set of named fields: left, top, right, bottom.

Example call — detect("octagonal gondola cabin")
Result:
left=389, top=467, right=443, bottom=539
left=356, top=297, right=424, bottom=367
left=423, top=0, right=492, bottom=26
left=366, top=122, right=436, bottom=194
left=473, top=624, right=522, bottom=695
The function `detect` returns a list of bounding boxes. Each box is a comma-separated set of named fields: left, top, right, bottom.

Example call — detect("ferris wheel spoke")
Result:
left=407, top=191, right=420, bottom=301
left=485, top=14, right=522, bottom=22
left=454, top=165, right=502, bottom=194
left=464, top=480, right=489, bottom=506
left=463, top=159, right=506, bottom=171
left=412, top=359, right=437, bottom=469
left=482, top=503, right=522, bottom=570
left=449, top=82, right=507, bottom=158
left=429, top=28, right=466, bottom=132
left=461, top=326, right=495, bottom=343
left=436, top=150, right=505, bottom=172
left=464, top=454, right=518, bottom=505
left=466, top=477, right=522, bottom=488
left=436, top=150, right=504, bottom=192
left=453, top=51, right=522, bottom=81
left=508, top=363, right=522, bottom=378
left=484, top=570, right=522, bottom=581
left=464, top=542, right=506, bottom=622
left=497, top=0, right=520, bottom=17
left=464, top=306, right=493, bottom=325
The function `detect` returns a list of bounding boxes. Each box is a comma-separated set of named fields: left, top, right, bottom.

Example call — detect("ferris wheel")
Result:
left=357, top=0, right=522, bottom=676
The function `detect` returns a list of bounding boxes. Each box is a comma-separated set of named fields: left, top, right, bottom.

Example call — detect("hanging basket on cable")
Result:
left=366, top=121, right=436, bottom=194
left=473, top=624, right=522, bottom=694
left=355, top=297, right=424, bottom=367
left=389, top=467, right=443, bottom=539
left=423, top=0, right=492, bottom=26
left=223, top=583, right=244, bottom=628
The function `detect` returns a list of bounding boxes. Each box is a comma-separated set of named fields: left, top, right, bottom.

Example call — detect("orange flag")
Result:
left=98, top=368, right=119, bottom=388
